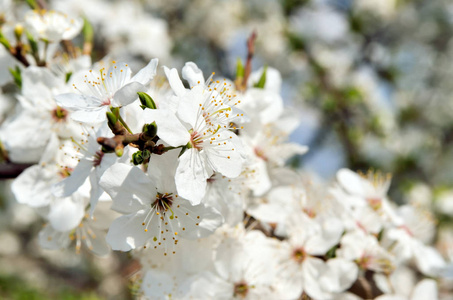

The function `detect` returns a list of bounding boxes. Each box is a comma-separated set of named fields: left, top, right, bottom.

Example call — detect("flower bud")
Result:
left=137, top=92, right=157, bottom=110
left=14, top=25, right=24, bottom=42
left=142, top=122, right=157, bottom=140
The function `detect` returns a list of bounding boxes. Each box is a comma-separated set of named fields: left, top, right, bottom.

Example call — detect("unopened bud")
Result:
left=131, top=151, right=144, bottom=165
left=138, top=92, right=157, bottom=110
left=114, top=144, right=124, bottom=157
left=142, top=122, right=157, bottom=140
left=106, top=112, right=117, bottom=129
left=14, top=25, right=24, bottom=42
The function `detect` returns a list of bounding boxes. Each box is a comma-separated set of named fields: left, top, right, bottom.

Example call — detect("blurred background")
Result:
left=1, top=0, right=453, bottom=298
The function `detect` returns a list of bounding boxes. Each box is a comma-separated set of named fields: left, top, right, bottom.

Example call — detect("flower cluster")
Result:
left=0, top=1, right=450, bottom=300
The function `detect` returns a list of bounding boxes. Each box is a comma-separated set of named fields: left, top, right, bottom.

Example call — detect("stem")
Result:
left=118, top=114, right=133, bottom=134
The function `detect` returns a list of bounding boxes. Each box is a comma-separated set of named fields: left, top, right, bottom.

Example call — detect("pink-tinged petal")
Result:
left=182, top=62, right=205, bottom=87
left=175, top=149, right=210, bottom=205
left=48, top=196, right=85, bottom=232
left=70, top=106, right=108, bottom=123
left=112, top=81, right=146, bottom=107
left=142, top=109, right=190, bottom=147
left=52, top=158, right=93, bottom=198
left=106, top=210, right=150, bottom=251
left=55, top=93, right=102, bottom=110
left=131, top=58, right=158, bottom=85
left=99, top=163, right=154, bottom=214
left=164, top=66, right=186, bottom=97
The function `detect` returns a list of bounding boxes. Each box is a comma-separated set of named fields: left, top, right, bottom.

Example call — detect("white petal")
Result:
left=148, top=149, right=179, bottom=192
left=112, top=81, right=146, bottom=107
left=12, top=165, right=56, bottom=207
left=164, top=66, right=186, bottom=97
left=411, top=279, right=438, bottom=300
left=70, top=107, right=108, bottom=123
left=142, top=109, right=190, bottom=147
left=131, top=58, right=158, bottom=85
left=48, top=196, right=85, bottom=232
left=99, top=163, right=154, bottom=214
left=52, top=158, right=93, bottom=198
left=337, top=168, right=367, bottom=197
left=182, top=62, right=205, bottom=87
left=55, top=93, right=102, bottom=110
left=106, top=210, right=150, bottom=251
left=175, top=149, right=209, bottom=205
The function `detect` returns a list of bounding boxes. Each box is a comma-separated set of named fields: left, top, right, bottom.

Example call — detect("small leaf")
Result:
left=253, top=65, right=267, bottom=89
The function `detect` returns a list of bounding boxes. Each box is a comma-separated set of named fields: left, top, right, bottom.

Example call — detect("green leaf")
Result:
left=25, top=30, right=38, bottom=55
left=65, top=72, right=73, bottom=83
left=0, top=30, right=11, bottom=50
left=253, top=65, right=267, bottom=89
left=9, top=66, right=22, bottom=89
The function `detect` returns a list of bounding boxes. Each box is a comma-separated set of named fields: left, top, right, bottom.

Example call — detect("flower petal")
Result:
left=131, top=58, right=158, bottom=85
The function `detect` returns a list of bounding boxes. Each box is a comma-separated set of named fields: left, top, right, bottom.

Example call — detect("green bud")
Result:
left=131, top=151, right=144, bottom=165
left=14, top=25, right=24, bottom=42
left=253, top=65, right=267, bottom=89
left=142, top=149, right=151, bottom=160
left=137, top=92, right=157, bottom=109
left=143, top=122, right=158, bottom=139
left=106, top=111, right=118, bottom=126
left=9, top=66, right=21, bottom=89
left=115, top=145, right=124, bottom=157
left=110, top=107, right=120, bottom=118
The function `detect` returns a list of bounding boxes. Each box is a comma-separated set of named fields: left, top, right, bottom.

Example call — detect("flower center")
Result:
left=367, top=198, right=382, bottom=211
left=52, top=106, right=68, bottom=122
left=58, top=166, right=73, bottom=178
left=152, top=193, right=174, bottom=214
left=292, top=247, right=306, bottom=264
left=233, top=281, right=249, bottom=298
left=189, top=130, right=204, bottom=151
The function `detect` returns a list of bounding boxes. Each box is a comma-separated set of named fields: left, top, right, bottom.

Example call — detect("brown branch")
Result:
left=243, top=31, right=257, bottom=89
left=0, top=163, right=33, bottom=179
